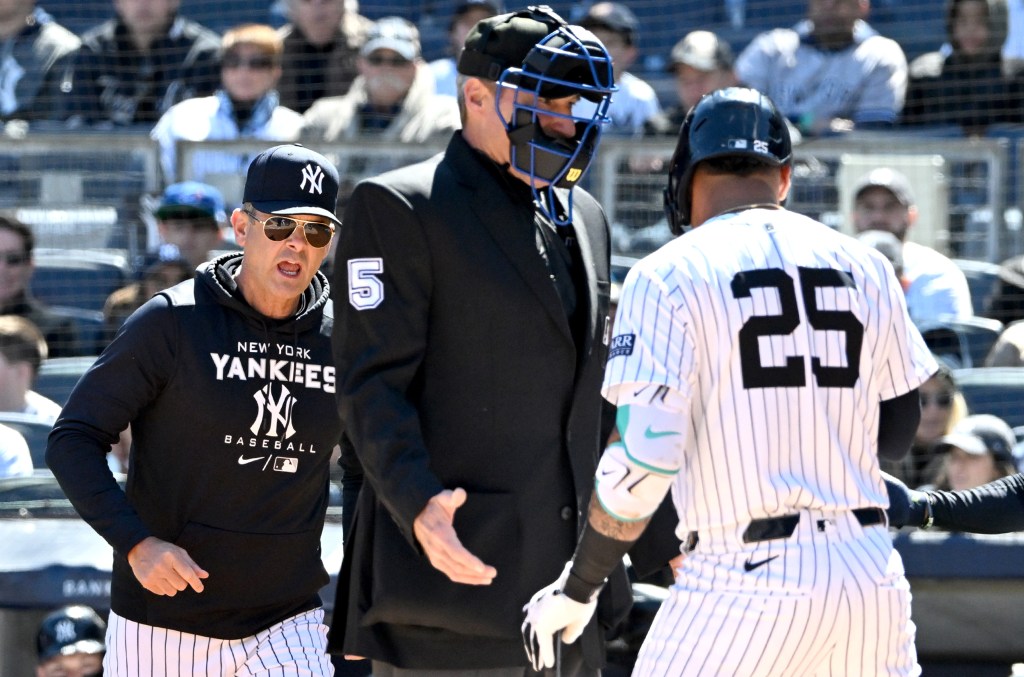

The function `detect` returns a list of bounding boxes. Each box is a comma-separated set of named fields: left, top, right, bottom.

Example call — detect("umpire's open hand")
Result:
left=127, top=536, right=209, bottom=596
left=413, top=488, right=497, bottom=585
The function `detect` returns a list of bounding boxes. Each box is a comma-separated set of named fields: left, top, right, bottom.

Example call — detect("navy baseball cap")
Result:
left=155, top=181, right=226, bottom=223
left=243, top=144, right=342, bottom=227
left=37, top=605, right=106, bottom=661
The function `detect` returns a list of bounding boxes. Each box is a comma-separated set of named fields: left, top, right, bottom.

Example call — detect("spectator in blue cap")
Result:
left=151, top=181, right=231, bottom=270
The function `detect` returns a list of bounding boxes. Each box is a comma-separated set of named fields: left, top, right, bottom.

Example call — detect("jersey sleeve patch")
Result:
left=608, top=333, right=636, bottom=358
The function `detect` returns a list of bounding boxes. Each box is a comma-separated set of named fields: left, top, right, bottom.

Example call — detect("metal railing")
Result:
left=0, top=133, right=1016, bottom=263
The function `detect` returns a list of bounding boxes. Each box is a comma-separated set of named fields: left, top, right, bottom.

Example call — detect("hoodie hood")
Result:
left=196, top=251, right=332, bottom=334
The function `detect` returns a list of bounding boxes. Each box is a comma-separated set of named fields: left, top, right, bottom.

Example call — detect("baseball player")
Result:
left=46, top=144, right=343, bottom=676
left=522, top=87, right=937, bottom=676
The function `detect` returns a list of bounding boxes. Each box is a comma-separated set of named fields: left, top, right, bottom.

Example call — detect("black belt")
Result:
left=741, top=507, right=886, bottom=543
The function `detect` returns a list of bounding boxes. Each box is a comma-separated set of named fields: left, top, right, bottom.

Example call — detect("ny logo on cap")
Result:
left=54, top=619, right=77, bottom=643
left=300, top=164, right=324, bottom=195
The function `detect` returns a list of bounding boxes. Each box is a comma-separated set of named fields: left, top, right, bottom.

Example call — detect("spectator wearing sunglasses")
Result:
left=0, top=216, right=79, bottom=357
left=47, top=144, right=343, bottom=674
left=151, top=24, right=304, bottom=186
left=880, top=360, right=969, bottom=489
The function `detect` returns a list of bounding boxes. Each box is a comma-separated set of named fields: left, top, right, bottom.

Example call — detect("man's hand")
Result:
left=882, top=471, right=931, bottom=528
left=412, top=488, right=497, bottom=585
left=522, top=565, right=597, bottom=671
left=127, top=536, right=209, bottom=596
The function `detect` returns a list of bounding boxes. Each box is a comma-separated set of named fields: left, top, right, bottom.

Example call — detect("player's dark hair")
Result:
left=0, top=215, right=34, bottom=255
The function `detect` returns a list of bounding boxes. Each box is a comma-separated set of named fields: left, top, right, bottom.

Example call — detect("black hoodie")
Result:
left=47, top=252, right=342, bottom=639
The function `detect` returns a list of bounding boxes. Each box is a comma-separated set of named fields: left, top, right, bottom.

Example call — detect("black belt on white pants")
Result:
left=683, top=508, right=887, bottom=551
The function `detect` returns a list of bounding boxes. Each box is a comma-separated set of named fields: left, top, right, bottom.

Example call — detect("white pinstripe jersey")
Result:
left=602, top=207, right=937, bottom=539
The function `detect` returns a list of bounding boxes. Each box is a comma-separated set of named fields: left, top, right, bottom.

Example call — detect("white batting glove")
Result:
left=521, top=563, right=598, bottom=671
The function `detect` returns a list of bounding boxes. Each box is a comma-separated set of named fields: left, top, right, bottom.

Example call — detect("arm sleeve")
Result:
left=877, top=388, right=920, bottom=461
left=332, top=180, right=444, bottom=547
left=929, top=474, right=1024, bottom=533
left=45, top=296, right=178, bottom=555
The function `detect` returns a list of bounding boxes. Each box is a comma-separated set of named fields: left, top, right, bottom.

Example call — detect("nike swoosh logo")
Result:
left=644, top=425, right=680, bottom=440
left=743, top=555, right=779, bottom=572
left=237, top=455, right=266, bottom=465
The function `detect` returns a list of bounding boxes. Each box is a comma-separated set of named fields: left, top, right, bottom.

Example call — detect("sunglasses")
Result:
left=246, top=211, right=335, bottom=248
left=365, top=54, right=411, bottom=67
left=0, top=250, right=29, bottom=266
left=920, top=392, right=954, bottom=408
left=222, top=54, right=277, bottom=70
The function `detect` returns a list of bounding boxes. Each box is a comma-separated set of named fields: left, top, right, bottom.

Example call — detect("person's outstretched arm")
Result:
left=885, top=472, right=1024, bottom=533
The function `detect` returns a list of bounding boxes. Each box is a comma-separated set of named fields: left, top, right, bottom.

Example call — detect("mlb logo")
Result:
left=727, top=139, right=748, bottom=150
left=273, top=457, right=298, bottom=473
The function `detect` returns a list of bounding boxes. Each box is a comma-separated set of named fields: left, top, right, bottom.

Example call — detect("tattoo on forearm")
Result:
left=587, top=493, right=649, bottom=541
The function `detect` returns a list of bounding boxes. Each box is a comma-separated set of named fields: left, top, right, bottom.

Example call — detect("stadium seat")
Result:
left=47, top=306, right=107, bottom=356
left=951, top=367, right=1024, bottom=429
left=30, top=249, right=130, bottom=313
left=919, top=316, right=1004, bottom=369
left=0, top=412, right=55, bottom=472
left=954, top=259, right=1003, bottom=316
left=34, top=356, right=97, bottom=408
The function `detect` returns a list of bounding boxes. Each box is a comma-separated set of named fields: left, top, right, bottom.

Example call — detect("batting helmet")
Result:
left=664, top=87, right=792, bottom=235
left=36, top=605, right=106, bottom=662
left=459, top=5, right=615, bottom=225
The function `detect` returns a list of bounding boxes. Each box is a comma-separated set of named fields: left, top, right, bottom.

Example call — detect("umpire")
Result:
left=330, top=6, right=659, bottom=675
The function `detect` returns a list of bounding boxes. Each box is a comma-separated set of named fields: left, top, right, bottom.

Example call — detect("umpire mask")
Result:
left=496, top=13, right=615, bottom=224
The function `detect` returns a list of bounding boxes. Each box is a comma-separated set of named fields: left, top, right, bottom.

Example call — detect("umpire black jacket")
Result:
left=330, top=132, right=631, bottom=669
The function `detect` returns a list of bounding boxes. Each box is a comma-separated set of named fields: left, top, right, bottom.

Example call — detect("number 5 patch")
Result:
left=348, top=258, right=384, bottom=310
